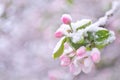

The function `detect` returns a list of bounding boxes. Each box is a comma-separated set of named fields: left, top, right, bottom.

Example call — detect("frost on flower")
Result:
left=52, top=12, right=116, bottom=75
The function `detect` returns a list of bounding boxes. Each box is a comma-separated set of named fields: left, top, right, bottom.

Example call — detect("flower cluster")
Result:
left=60, top=45, right=101, bottom=75
left=53, top=14, right=115, bottom=75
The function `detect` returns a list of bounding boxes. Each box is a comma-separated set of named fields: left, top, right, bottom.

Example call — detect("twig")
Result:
left=72, top=1, right=119, bottom=79
left=93, top=1, right=120, bottom=27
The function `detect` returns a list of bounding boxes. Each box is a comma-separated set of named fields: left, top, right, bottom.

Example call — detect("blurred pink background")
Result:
left=0, top=0, right=120, bottom=80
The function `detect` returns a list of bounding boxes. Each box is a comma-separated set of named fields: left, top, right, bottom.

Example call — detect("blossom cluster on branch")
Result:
left=52, top=1, right=119, bottom=75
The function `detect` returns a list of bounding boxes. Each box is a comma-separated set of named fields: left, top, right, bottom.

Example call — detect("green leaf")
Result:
left=95, top=30, right=109, bottom=42
left=87, top=32, right=94, bottom=42
left=76, top=20, right=92, bottom=31
left=52, top=37, right=67, bottom=59
left=95, top=43, right=108, bottom=49
left=67, top=37, right=85, bottom=50
left=85, top=32, right=96, bottom=50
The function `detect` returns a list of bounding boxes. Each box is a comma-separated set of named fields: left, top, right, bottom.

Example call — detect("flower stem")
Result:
left=69, top=23, right=73, bottom=32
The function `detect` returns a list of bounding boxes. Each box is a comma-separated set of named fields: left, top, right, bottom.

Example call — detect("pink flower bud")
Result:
left=54, top=31, right=63, bottom=38
left=91, top=48, right=101, bottom=63
left=61, top=14, right=72, bottom=24
left=76, top=46, right=86, bottom=57
left=60, top=55, right=71, bottom=66
left=91, top=53, right=100, bottom=63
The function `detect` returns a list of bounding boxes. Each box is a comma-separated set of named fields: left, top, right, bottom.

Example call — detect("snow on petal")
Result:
left=72, top=30, right=84, bottom=43
left=75, top=19, right=92, bottom=29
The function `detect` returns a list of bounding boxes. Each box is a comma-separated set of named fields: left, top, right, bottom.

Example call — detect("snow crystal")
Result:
left=72, top=30, right=84, bottom=43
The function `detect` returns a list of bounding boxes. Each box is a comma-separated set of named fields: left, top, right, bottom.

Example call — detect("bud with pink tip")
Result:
left=61, top=14, right=72, bottom=24
left=91, top=48, right=101, bottom=63
left=60, top=55, right=71, bottom=66
left=54, top=31, right=63, bottom=38
left=76, top=46, right=86, bottom=57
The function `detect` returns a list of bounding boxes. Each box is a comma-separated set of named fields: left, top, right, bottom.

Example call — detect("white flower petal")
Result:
left=82, top=58, right=93, bottom=73
left=73, top=67, right=81, bottom=75
left=84, top=58, right=93, bottom=67
left=63, top=46, right=73, bottom=55
left=72, top=64, right=81, bottom=75
left=82, top=65, right=92, bottom=74
left=72, top=58, right=82, bottom=75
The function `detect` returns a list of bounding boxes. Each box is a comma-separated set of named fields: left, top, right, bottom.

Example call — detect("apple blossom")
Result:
left=76, top=46, right=86, bottom=57
left=91, top=48, right=101, bottom=63
left=54, top=31, right=63, bottom=38
left=60, top=55, right=71, bottom=66
left=61, top=14, right=72, bottom=24
left=52, top=1, right=117, bottom=76
left=69, top=63, right=81, bottom=75
left=82, top=57, right=93, bottom=73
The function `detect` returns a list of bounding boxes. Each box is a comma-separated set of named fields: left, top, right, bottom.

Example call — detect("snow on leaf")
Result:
left=52, top=37, right=67, bottom=59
